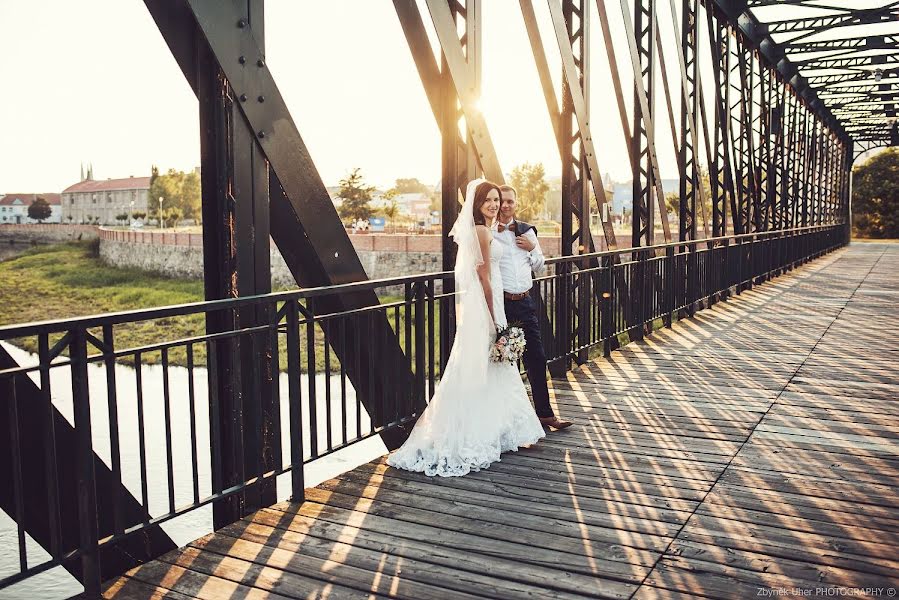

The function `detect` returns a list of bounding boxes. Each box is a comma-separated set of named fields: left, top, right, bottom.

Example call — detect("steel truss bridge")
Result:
left=0, top=1, right=896, bottom=598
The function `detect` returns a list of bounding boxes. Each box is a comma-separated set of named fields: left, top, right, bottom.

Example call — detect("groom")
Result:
left=493, top=185, right=573, bottom=430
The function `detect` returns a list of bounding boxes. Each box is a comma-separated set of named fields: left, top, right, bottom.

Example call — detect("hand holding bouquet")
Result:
left=489, top=324, right=527, bottom=364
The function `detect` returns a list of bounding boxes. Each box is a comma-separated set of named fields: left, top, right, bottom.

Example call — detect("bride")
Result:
left=387, top=179, right=546, bottom=477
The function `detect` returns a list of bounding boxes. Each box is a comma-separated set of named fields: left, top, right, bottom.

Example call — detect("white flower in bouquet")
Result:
left=490, top=325, right=527, bottom=363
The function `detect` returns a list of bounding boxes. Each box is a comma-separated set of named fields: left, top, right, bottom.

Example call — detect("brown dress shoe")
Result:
left=540, top=416, right=574, bottom=430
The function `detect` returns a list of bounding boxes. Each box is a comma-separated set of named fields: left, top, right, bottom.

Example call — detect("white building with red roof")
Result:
left=0, top=193, right=62, bottom=224
left=61, top=175, right=151, bottom=225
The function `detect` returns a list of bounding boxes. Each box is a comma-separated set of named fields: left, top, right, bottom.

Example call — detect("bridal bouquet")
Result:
left=490, top=324, right=527, bottom=364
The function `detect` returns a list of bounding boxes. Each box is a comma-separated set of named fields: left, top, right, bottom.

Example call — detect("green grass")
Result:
left=0, top=243, right=439, bottom=374
left=0, top=243, right=206, bottom=367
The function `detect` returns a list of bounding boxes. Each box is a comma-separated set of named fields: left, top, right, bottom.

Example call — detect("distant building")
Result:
left=391, top=192, right=431, bottom=220
left=61, top=175, right=151, bottom=225
left=0, top=193, right=62, bottom=224
left=611, top=179, right=679, bottom=215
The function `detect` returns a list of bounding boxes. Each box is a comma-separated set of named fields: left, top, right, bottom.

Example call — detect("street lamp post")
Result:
left=158, top=196, right=164, bottom=230
left=130, top=200, right=134, bottom=227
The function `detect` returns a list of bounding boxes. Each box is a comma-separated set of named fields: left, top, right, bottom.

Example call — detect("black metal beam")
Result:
left=147, top=0, right=415, bottom=486
left=191, top=0, right=278, bottom=528
left=703, top=0, right=849, bottom=142
left=0, top=346, right=177, bottom=590
left=765, top=5, right=899, bottom=36
left=624, top=0, right=674, bottom=247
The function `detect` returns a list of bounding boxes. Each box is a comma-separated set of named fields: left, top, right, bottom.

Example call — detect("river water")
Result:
left=0, top=342, right=387, bottom=599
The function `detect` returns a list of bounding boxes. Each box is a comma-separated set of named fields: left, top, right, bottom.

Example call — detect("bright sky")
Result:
left=0, top=0, right=648, bottom=193
left=0, top=1, right=886, bottom=195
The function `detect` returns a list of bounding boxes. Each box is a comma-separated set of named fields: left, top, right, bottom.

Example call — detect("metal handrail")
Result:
left=0, top=224, right=841, bottom=339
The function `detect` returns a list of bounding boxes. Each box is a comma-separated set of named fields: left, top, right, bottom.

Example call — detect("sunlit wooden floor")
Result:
left=104, top=242, right=899, bottom=600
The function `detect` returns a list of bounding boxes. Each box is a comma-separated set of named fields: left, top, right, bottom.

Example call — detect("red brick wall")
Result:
left=97, top=228, right=569, bottom=256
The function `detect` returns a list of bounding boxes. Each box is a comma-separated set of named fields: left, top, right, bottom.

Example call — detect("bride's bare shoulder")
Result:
left=474, top=224, right=492, bottom=242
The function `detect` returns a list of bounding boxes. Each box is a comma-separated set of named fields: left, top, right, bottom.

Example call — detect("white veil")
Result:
left=439, top=178, right=493, bottom=384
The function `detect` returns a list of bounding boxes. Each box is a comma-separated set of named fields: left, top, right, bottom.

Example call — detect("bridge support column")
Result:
left=197, top=0, right=278, bottom=528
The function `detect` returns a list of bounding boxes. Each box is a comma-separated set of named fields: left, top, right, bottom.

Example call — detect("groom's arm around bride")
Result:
left=496, top=185, right=573, bottom=431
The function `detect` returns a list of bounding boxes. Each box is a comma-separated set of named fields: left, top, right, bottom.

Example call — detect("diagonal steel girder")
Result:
left=148, top=0, right=415, bottom=454
left=424, top=0, right=504, bottom=184
left=520, top=0, right=641, bottom=353
left=708, top=11, right=739, bottom=236
left=797, top=55, right=899, bottom=70
left=397, top=1, right=563, bottom=366
left=621, top=0, right=674, bottom=246
left=0, top=346, right=177, bottom=589
left=786, top=35, right=899, bottom=52
left=547, top=0, right=620, bottom=250
left=765, top=5, right=899, bottom=37
left=731, top=33, right=755, bottom=233
left=708, top=0, right=894, bottom=147
left=520, top=0, right=564, bottom=148
left=663, top=0, right=711, bottom=239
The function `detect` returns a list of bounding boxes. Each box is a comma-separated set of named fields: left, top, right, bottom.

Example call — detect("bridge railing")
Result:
left=0, top=223, right=846, bottom=593
left=538, top=224, right=846, bottom=364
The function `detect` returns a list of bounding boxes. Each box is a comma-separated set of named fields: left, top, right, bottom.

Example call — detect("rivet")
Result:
left=334, top=252, right=339, bottom=258
left=257, top=59, right=265, bottom=68
left=257, top=95, right=265, bottom=103
left=237, top=18, right=247, bottom=28
left=258, top=130, right=266, bottom=138
left=239, top=94, right=247, bottom=102
left=238, top=55, right=246, bottom=65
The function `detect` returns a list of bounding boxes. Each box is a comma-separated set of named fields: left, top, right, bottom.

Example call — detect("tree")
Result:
left=336, top=168, right=375, bottom=221
left=180, top=170, right=201, bottom=224
left=148, top=167, right=202, bottom=226
left=853, top=148, right=899, bottom=238
left=162, top=207, right=184, bottom=229
left=663, top=167, right=713, bottom=228
left=392, top=178, right=431, bottom=195
left=508, top=162, right=550, bottom=222
left=376, top=195, right=400, bottom=222
left=27, top=197, right=52, bottom=223
left=115, top=213, right=130, bottom=224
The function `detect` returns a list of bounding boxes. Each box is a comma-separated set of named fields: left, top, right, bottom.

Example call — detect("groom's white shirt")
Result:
left=492, top=220, right=546, bottom=294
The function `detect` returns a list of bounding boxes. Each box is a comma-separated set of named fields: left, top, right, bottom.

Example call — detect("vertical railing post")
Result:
left=555, top=261, right=572, bottom=372
left=747, top=235, right=755, bottom=290
left=664, top=245, right=675, bottom=327
left=414, top=282, right=427, bottom=410
left=285, top=300, right=304, bottom=502
left=601, top=255, right=614, bottom=357
left=70, top=328, right=100, bottom=595
left=687, top=242, right=698, bottom=317
left=720, top=240, right=728, bottom=302
left=635, top=250, right=647, bottom=340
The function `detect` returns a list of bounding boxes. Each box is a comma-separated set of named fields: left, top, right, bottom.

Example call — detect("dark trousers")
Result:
left=504, top=294, right=553, bottom=418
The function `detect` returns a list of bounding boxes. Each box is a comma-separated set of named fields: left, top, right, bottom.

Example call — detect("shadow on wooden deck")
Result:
left=103, top=243, right=899, bottom=600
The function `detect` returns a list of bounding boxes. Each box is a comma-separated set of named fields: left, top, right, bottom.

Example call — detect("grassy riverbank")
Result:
left=0, top=242, right=207, bottom=365
left=0, top=242, right=428, bottom=373
left=0, top=242, right=205, bottom=320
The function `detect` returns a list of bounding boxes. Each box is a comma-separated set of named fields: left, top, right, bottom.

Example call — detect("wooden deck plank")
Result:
left=237, top=508, right=635, bottom=599
left=204, top=526, right=596, bottom=600
left=102, top=243, right=899, bottom=599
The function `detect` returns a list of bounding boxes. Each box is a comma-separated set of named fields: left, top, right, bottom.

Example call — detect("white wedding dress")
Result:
left=386, top=234, right=546, bottom=477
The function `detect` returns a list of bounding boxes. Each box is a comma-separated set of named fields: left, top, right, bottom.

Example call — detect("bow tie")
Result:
left=497, top=221, right=516, bottom=233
